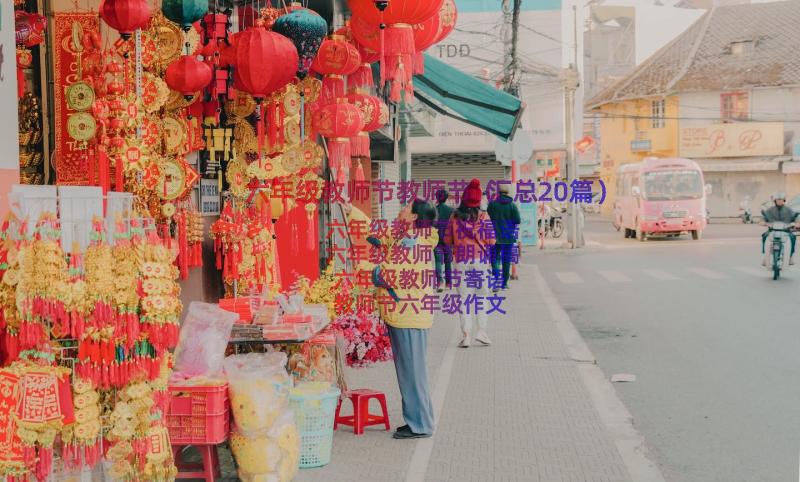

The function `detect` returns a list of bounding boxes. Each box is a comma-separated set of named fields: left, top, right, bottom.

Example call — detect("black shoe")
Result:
left=393, top=430, right=432, bottom=440
left=436, top=287, right=444, bottom=293
left=394, top=424, right=411, bottom=434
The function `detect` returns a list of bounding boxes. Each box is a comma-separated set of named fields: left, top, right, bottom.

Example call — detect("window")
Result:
left=651, top=99, right=665, bottom=128
left=721, top=92, right=749, bottom=121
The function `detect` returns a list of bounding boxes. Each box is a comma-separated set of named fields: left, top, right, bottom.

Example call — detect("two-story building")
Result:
left=587, top=0, right=800, bottom=218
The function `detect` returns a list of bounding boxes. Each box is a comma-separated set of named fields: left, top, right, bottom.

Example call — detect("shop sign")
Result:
left=679, top=122, right=784, bottom=158
left=630, top=139, right=651, bottom=152
left=199, top=178, right=220, bottom=216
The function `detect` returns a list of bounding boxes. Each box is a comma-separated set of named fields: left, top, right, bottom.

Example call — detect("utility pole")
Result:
left=566, top=4, right=583, bottom=248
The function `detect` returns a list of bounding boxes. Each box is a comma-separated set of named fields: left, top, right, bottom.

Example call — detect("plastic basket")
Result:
left=167, top=384, right=230, bottom=445
left=289, top=386, right=341, bottom=468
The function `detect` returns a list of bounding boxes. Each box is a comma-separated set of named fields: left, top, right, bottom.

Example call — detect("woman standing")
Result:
left=445, top=179, right=496, bottom=348
left=343, top=199, right=439, bottom=439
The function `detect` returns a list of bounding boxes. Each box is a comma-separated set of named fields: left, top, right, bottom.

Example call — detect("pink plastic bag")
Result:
left=173, top=302, right=238, bottom=378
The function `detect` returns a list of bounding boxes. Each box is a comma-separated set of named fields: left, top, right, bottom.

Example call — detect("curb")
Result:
left=530, top=264, right=666, bottom=482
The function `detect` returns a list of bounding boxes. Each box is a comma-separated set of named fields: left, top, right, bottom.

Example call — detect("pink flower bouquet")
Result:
left=332, top=312, right=393, bottom=368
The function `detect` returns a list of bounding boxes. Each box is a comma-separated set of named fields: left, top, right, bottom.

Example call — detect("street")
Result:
left=535, top=216, right=800, bottom=482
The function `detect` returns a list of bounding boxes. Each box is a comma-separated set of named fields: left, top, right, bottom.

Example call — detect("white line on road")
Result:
left=404, top=309, right=461, bottom=482
left=530, top=264, right=666, bottom=482
left=733, top=266, right=767, bottom=277
left=642, top=269, right=679, bottom=281
left=597, top=270, right=632, bottom=283
left=688, top=267, right=728, bottom=279
left=555, top=271, right=584, bottom=284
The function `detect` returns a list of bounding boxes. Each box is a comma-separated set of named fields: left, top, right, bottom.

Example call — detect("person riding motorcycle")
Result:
left=761, top=192, right=799, bottom=265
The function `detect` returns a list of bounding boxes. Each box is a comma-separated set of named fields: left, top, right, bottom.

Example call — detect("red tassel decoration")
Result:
left=355, top=160, right=366, bottom=182
left=349, top=63, right=375, bottom=90
left=306, top=208, right=316, bottom=251
left=350, top=132, right=370, bottom=159
left=412, top=51, right=425, bottom=76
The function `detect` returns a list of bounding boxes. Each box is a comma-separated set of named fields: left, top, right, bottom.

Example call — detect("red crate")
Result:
left=167, top=384, right=230, bottom=445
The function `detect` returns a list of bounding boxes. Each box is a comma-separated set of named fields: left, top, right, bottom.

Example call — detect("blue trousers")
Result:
left=387, top=325, right=435, bottom=435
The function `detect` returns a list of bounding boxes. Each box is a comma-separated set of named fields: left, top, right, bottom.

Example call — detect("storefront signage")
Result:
left=199, top=178, right=220, bottom=216
left=630, top=139, right=651, bottom=152
left=679, top=122, right=784, bottom=158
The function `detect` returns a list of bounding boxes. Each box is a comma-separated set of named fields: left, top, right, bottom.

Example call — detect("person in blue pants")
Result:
left=344, top=199, right=438, bottom=439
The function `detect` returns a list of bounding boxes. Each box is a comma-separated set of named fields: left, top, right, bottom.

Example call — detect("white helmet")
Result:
left=772, top=192, right=787, bottom=202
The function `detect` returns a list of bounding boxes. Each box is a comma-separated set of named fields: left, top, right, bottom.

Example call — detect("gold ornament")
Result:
left=226, top=93, right=256, bottom=118
left=67, top=112, right=96, bottom=142
left=162, top=115, right=188, bottom=154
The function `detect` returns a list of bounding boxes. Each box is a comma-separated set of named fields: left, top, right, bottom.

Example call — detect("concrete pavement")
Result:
left=289, top=262, right=662, bottom=482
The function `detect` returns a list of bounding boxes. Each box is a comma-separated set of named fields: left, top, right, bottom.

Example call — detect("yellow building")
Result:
left=590, top=97, right=680, bottom=217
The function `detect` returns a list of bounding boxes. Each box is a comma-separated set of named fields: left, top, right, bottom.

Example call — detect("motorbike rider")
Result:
left=761, top=192, right=799, bottom=264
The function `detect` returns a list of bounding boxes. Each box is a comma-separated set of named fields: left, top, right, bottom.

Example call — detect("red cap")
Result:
left=462, top=178, right=482, bottom=208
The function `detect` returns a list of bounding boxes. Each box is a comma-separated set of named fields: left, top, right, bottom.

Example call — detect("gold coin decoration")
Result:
left=283, top=88, right=301, bottom=118
left=164, top=89, right=198, bottom=111
left=282, top=147, right=304, bottom=173
left=141, top=73, right=170, bottom=114
left=66, top=82, right=95, bottom=111
left=67, top=112, right=96, bottom=142
left=225, top=93, right=256, bottom=118
left=226, top=158, right=250, bottom=200
left=301, top=140, right=324, bottom=168
left=284, top=121, right=300, bottom=146
left=232, top=119, right=257, bottom=154
left=162, top=115, right=187, bottom=154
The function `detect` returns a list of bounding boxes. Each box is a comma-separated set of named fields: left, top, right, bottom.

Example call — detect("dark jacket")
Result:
left=487, top=194, right=521, bottom=244
left=435, top=202, right=454, bottom=245
left=763, top=205, right=798, bottom=223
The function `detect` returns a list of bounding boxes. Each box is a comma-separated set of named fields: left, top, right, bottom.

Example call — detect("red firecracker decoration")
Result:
left=311, top=35, right=362, bottom=105
left=313, top=99, right=364, bottom=178
left=100, top=0, right=153, bottom=40
left=165, top=55, right=213, bottom=98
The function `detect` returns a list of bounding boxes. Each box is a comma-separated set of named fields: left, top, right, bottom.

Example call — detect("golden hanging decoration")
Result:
left=147, top=12, right=201, bottom=72
left=225, top=93, right=256, bottom=118
left=226, top=158, right=251, bottom=200
left=300, top=77, right=322, bottom=103
left=162, top=115, right=188, bottom=155
left=232, top=118, right=257, bottom=155
left=141, top=73, right=170, bottom=114
left=282, top=146, right=304, bottom=174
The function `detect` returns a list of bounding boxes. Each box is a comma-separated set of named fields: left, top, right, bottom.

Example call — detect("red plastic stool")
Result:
left=334, top=389, right=390, bottom=435
left=173, top=444, right=221, bottom=481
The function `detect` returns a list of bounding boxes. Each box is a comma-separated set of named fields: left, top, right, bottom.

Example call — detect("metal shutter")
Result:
left=412, top=164, right=509, bottom=189
left=372, top=161, right=401, bottom=221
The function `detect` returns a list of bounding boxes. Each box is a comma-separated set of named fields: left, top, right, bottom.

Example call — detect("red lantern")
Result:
left=165, top=55, right=213, bottom=98
left=348, top=0, right=443, bottom=25
left=229, top=27, right=299, bottom=98
left=313, top=100, right=364, bottom=176
left=434, top=0, right=458, bottom=44
left=311, top=35, right=362, bottom=105
left=337, top=24, right=380, bottom=90
left=350, top=14, right=413, bottom=102
left=414, top=0, right=457, bottom=75
left=100, top=0, right=152, bottom=40
left=346, top=91, right=387, bottom=178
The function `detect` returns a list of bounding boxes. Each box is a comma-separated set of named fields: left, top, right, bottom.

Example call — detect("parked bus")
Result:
left=612, top=157, right=711, bottom=241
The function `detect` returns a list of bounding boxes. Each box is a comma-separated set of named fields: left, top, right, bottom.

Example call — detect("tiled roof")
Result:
left=587, top=1, right=800, bottom=108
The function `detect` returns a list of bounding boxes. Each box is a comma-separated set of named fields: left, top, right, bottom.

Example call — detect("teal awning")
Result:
left=412, top=54, right=524, bottom=141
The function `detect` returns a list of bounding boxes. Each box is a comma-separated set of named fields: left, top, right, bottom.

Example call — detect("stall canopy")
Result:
left=412, top=54, right=524, bottom=141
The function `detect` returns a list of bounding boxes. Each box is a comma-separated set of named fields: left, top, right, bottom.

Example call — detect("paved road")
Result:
left=532, top=216, right=800, bottom=482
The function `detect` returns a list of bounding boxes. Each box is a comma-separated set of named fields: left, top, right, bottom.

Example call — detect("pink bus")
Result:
left=612, top=157, right=711, bottom=241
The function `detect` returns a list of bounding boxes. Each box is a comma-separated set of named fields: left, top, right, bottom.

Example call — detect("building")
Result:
left=587, top=0, right=800, bottom=218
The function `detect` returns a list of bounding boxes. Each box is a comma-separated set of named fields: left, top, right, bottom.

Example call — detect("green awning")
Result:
left=412, top=54, right=524, bottom=141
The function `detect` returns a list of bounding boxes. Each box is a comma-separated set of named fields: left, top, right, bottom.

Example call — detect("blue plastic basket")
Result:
left=289, top=385, right=341, bottom=468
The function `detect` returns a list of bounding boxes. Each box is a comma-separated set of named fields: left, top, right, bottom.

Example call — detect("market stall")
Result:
left=2, top=0, right=458, bottom=479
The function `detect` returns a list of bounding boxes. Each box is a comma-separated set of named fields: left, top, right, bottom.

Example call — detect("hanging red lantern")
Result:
left=413, top=0, right=457, bottom=75
left=229, top=27, right=299, bottom=98
left=165, top=55, right=212, bottom=99
left=337, top=24, right=380, bottom=90
left=311, top=35, right=362, bottom=104
left=313, top=100, right=364, bottom=177
left=350, top=13, right=416, bottom=102
left=100, top=0, right=153, bottom=40
left=346, top=91, right=387, bottom=181
left=348, top=0, right=443, bottom=25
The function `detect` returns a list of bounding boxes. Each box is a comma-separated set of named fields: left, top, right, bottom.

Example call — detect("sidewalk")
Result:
left=292, top=261, right=663, bottom=482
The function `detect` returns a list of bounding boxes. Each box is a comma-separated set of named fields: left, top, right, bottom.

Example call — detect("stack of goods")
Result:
left=252, top=300, right=281, bottom=326
left=230, top=324, right=265, bottom=342
left=224, top=353, right=300, bottom=482
left=219, top=297, right=256, bottom=324
left=286, top=329, right=336, bottom=385
left=18, top=93, right=44, bottom=185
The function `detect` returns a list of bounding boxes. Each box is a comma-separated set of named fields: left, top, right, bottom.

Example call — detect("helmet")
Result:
left=772, top=192, right=787, bottom=202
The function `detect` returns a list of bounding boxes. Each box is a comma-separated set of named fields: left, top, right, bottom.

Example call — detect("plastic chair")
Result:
left=173, top=444, right=221, bottom=482
left=334, top=389, right=390, bottom=435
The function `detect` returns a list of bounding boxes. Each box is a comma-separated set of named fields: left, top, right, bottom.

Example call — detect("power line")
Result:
left=590, top=111, right=800, bottom=122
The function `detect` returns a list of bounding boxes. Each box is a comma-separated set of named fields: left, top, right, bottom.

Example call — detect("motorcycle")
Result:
left=764, top=221, right=793, bottom=280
